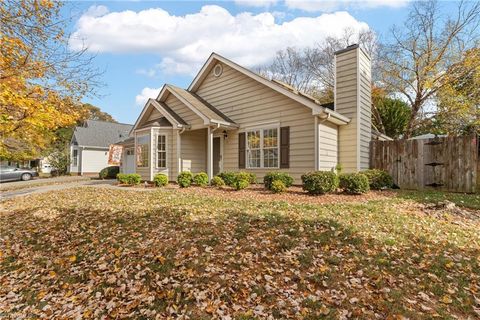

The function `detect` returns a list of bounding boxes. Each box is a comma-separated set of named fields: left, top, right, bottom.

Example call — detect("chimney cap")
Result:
left=334, top=44, right=359, bottom=55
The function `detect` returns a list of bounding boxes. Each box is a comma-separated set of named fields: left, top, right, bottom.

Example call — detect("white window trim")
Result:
left=245, top=125, right=280, bottom=169
left=156, top=134, right=167, bottom=169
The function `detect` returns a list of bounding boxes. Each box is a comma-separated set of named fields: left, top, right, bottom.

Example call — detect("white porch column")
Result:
left=207, top=126, right=213, bottom=180
left=176, top=129, right=182, bottom=176
left=314, top=116, right=319, bottom=171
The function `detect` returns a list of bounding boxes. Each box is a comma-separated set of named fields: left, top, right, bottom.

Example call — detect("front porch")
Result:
left=179, top=126, right=233, bottom=179
left=129, top=84, right=238, bottom=182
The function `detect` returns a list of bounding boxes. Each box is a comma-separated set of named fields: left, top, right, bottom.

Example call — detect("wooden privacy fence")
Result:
left=370, top=135, right=479, bottom=193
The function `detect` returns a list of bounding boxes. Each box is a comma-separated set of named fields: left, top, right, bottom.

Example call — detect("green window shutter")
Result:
left=280, top=126, right=290, bottom=168
left=238, top=132, right=246, bottom=169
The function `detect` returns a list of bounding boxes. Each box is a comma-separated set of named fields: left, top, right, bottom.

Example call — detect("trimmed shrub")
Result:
left=193, top=172, right=209, bottom=187
left=236, top=171, right=256, bottom=184
left=99, top=166, right=119, bottom=179
left=339, top=173, right=370, bottom=194
left=301, top=171, right=339, bottom=195
left=361, top=169, right=394, bottom=190
left=177, top=171, right=194, bottom=188
left=264, top=172, right=293, bottom=190
left=335, top=163, right=343, bottom=174
left=234, top=178, right=249, bottom=190
left=153, top=173, right=168, bottom=187
left=218, top=171, right=237, bottom=187
left=218, top=171, right=255, bottom=187
left=270, top=179, right=287, bottom=194
left=117, top=173, right=141, bottom=185
left=210, top=176, right=225, bottom=187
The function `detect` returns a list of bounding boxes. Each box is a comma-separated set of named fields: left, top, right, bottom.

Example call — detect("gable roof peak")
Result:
left=188, top=52, right=350, bottom=125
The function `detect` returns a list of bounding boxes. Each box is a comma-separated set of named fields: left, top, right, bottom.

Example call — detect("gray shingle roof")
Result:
left=72, top=120, right=133, bottom=148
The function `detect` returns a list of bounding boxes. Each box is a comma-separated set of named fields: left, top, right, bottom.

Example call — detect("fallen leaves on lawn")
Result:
left=0, top=187, right=479, bottom=319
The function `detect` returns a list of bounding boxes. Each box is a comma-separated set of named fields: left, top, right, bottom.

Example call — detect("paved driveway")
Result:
left=0, top=179, right=117, bottom=200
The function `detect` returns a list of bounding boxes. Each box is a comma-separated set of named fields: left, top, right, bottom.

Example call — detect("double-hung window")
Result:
left=246, top=127, right=279, bottom=169
left=136, top=134, right=150, bottom=167
left=157, top=135, right=167, bottom=168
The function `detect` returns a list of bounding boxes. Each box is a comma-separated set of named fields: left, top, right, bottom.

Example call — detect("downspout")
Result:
left=177, top=125, right=186, bottom=176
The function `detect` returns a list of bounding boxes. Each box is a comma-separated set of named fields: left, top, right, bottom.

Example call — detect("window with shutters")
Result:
left=246, top=127, right=279, bottom=169
left=157, top=135, right=167, bottom=168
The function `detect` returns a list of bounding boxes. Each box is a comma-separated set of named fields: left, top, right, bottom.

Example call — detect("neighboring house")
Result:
left=128, top=44, right=380, bottom=183
left=0, top=158, right=51, bottom=173
left=69, top=120, right=133, bottom=176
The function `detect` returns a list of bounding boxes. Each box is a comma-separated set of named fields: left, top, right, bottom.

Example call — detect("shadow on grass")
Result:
left=396, top=189, right=480, bottom=210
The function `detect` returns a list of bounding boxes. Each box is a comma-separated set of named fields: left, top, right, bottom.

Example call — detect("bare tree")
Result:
left=378, top=0, right=480, bottom=138
left=259, top=47, right=316, bottom=94
left=258, top=27, right=378, bottom=103
left=303, top=28, right=378, bottom=91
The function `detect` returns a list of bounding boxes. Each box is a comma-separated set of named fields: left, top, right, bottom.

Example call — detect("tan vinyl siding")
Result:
left=180, top=129, right=207, bottom=173
left=359, top=52, right=372, bottom=170
left=195, top=62, right=316, bottom=183
left=336, top=47, right=371, bottom=172
left=146, top=108, right=162, bottom=122
left=164, top=93, right=204, bottom=128
left=318, top=122, right=338, bottom=171
left=337, top=49, right=359, bottom=172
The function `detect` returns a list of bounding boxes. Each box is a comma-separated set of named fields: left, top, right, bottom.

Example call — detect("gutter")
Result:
left=314, top=108, right=350, bottom=125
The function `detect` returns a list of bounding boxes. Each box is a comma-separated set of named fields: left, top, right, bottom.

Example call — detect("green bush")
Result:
left=361, top=169, right=394, bottom=190
left=270, top=179, right=287, bottom=193
left=193, top=172, right=209, bottom=187
left=117, top=173, right=141, bottom=185
left=264, top=172, right=293, bottom=190
left=218, top=171, right=255, bottom=187
left=210, top=176, right=225, bottom=187
left=339, top=173, right=370, bottom=194
left=301, top=171, right=339, bottom=195
left=153, top=173, right=168, bottom=187
left=234, top=178, right=249, bottom=190
left=218, top=171, right=237, bottom=187
left=177, top=171, right=194, bottom=188
left=99, top=166, right=119, bottom=179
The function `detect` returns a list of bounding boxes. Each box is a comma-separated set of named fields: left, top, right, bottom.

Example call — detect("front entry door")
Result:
left=213, top=137, right=221, bottom=176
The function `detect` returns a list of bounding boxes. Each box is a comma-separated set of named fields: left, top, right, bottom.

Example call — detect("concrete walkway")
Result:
left=0, top=179, right=117, bottom=200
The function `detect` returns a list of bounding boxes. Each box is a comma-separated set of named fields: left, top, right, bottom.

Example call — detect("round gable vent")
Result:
left=213, top=64, right=223, bottom=77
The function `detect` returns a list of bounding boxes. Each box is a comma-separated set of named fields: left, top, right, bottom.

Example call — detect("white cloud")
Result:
left=71, top=5, right=370, bottom=75
left=285, top=0, right=410, bottom=12
left=234, top=0, right=279, bottom=7
left=135, top=87, right=161, bottom=106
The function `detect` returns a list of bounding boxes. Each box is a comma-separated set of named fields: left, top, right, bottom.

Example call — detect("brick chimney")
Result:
left=334, top=44, right=372, bottom=172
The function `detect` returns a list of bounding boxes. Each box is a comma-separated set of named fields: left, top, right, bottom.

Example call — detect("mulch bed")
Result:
left=165, top=184, right=396, bottom=205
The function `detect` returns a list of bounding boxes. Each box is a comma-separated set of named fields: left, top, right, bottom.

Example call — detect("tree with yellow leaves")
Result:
left=433, top=48, right=480, bottom=135
left=0, top=0, right=100, bottom=160
left=378, top=0, right=480, bottom=138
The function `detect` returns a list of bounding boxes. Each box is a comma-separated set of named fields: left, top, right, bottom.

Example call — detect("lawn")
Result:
left=0, top=186, right=479, bottom=319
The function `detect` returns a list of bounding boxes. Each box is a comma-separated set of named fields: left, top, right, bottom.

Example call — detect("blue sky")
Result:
left=64, top=0, right=458, bottom=124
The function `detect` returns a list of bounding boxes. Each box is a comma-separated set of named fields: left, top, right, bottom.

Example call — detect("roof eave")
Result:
left=210, top=119, right=239, bottom=128
left=189, top=53, right=350, bottom=125
left=313, top=108, right=351, bottom=125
